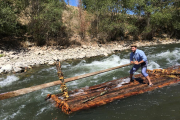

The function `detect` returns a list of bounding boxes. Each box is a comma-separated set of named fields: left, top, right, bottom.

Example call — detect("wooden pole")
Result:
left=0, top=63, right=132, bottom=100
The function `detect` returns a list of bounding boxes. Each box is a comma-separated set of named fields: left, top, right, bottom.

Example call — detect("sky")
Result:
left=64, top=0, right=134, bottom=15
left=64, top=0, right=78, bottom=6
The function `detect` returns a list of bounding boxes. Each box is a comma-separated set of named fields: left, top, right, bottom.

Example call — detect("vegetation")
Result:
left=0, top=0, right=25, bottom=37
left=0, top=0, right=180, bottom=46
left=82, top=0, right=180, bottom=41
left=0, top=54, right=3, bottom=57
left=28, top=0, right=67, bottom=45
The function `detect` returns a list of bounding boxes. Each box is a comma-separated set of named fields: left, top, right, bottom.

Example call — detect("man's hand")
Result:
left=134, top=61, right=139, bottom=65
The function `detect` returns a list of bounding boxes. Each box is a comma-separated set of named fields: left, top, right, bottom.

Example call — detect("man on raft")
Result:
left=130, top=44, right=153, bottom=86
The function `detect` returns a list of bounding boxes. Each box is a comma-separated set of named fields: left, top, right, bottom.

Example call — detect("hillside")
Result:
left=0, top=0, right=180, bottom=49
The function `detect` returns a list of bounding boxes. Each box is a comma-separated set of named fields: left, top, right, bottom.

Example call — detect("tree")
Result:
left=28, top=0, right=67, bottom=45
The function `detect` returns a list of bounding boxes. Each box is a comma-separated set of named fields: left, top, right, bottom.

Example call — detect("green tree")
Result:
left=83, top=0, right=137, bottom=41
left=0, top=0, right=29, bottom=37
left=0, top=1, right=17, bottom=36
left=28, top=0, right=67, bottom=45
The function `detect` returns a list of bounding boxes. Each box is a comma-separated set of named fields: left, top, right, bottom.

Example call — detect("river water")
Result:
left=0, top=43, right=180, bottom=120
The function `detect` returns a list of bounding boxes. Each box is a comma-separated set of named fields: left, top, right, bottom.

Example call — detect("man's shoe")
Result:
left=149, top=84, right=153, bottom=87
left=130, top=79, right=134, bottom=82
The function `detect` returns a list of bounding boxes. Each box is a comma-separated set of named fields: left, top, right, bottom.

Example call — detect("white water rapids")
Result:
left=0, top=43, right=180, bottom=120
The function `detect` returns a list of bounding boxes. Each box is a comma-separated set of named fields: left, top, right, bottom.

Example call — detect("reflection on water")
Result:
left=0, top=43, right=180, bottom=120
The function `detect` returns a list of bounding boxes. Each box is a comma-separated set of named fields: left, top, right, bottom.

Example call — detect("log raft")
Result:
left=47, top=65, right=180, bottom=114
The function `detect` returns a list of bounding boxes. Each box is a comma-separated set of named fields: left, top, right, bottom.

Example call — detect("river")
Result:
left=0, top=43, right=180, bottom=120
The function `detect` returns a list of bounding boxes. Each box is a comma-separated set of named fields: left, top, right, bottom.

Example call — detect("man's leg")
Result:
left=130, top=65, right=140, bottom=82
left=130, top=74, right=133, bottom=82
left=146, top=75, right=152, bottom=85
left=141, top=64, right=153, bottom=85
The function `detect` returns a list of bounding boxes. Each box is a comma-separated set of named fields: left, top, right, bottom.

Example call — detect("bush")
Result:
left=0, top=1, right=17, bottom=37
left=28, top=0, right=68, bottom=46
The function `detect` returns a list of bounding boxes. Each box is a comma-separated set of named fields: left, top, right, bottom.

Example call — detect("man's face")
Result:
left=131, top=47, right=137, bottom=52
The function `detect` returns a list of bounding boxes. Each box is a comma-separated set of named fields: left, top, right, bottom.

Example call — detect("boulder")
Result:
left=100, top=47, right=105, bottom=51
left=0, top=50, right=3, bottom=54
left=53, top=56, right=58, bottom=61
left=103, top=52, right=108, bottom=56
left=13, top=66, right=22, bottom=73
left=48, top=61, right=55, bottom=65
left=35, top=50, right=44, bottom=55
left=0, top=69, right=3, bottom=74
left=25, top=41, right=34, bottom=47
left=79, top=52, right=86, bottom=58
left=161, top=34, right=168, bottom=38
left=1, top=64, right=13, bottom=73
left=82, top=45, right=87, bottom=49
left=14, top=62, right=27, bottom=68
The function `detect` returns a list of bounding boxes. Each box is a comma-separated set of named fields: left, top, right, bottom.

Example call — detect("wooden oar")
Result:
left=0, top=63, right=132, bottom=100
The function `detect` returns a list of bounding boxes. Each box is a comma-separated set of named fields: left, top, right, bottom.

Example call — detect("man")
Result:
left=130, top=44, right=153, bottom=86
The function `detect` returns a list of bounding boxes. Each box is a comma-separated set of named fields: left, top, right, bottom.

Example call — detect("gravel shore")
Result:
left=0, top=39, right=180, bottom=74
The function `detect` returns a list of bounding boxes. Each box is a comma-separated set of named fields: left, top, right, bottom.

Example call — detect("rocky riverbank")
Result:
left=0, top=39, right=180, bottom=74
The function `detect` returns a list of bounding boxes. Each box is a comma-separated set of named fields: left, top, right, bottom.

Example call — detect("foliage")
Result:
left=0, top=54, right=3, bottom=57
left=27, top=0, right=67, bottom=45
left=1, top=0, right=180, bottom=46
left=0, top=0, right=29, bottom=37
left=83, top=0, right=180, bottom=40
left=0, top=1, right=17, bottom=36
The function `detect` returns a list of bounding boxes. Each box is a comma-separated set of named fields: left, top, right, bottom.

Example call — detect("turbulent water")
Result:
left=0, top=43, right=180, bottom=120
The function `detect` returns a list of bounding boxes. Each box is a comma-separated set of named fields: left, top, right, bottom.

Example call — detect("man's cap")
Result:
left=130, top=44, right=137, bottom=47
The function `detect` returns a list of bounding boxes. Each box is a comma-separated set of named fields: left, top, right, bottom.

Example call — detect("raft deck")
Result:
left=47, top=66, right=180, bottom=114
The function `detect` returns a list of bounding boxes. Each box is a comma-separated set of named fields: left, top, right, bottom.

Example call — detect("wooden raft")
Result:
left=46, top=66, right=180, bottom=114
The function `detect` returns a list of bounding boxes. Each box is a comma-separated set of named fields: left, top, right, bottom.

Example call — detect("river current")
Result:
left=0, top=43, right=180, bottom=120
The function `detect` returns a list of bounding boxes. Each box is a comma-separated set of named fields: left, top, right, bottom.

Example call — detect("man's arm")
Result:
left=130, top=53, right=134, bottom=64
left=137, top=60, right=144, bottom=64
left=139, top=50, right=147, bottom=62
left=130, top=61, right=134, bottom=64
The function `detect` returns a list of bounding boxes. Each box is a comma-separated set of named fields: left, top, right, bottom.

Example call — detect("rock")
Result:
left=152, top=37, right=159, bottom=41
left=48, top=61, right=54, bottom=65
left=92, top=47, right=96, bottom=50
left=35, top=50, right=44, bottom=55
left=100, top=47, right=105, bottom=51
left=9, top=55, right=16, bottom=59
left=118, top=45, right=122, bottom=48
left=0, top=69, right=3, bottom=74
left=1, top=64, right=13, bottom=72
left=79, top=52, right=86, bottom=58
left=82, top=45, right=87, bottom=49
left=0, top=50, right=3, bottom=54
left=103, top=52, right=108, bottom=56
left=15, top=62, right=27, bottom=68
left=13, top=56, right=19, bottom=59
left=25, top=41, right=34, bottom=47
left=13, top=66, right=22, bottom=73
left=98, top=44, right=102, bottom=47
left=53, top=56, right=58, bottom=61
left=161, top=34, right=168, bottom=38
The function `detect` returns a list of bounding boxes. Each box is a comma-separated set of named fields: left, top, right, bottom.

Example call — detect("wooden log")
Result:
left=0, top=63, right=132, bottom=100
left=47, top=66, right=180, bottom=114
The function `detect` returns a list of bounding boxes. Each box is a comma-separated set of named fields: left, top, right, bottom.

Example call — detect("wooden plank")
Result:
left=47, top=65, right=180, bottom=114
left=0, top=63, right=132, bottom=100
left=49, top=71, right=180, bottom=114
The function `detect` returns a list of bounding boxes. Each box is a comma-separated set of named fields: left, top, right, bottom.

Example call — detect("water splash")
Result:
left=0, top=75, right=19, bottom=88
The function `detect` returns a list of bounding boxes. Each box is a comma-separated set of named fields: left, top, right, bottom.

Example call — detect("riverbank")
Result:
left=0, top=39, right=180, bottom=74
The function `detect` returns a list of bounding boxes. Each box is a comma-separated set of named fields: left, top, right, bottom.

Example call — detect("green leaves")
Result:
left=82, top=0, right=180, bottom=40
left=28, top=0, right=65, bottom=45
left=0, top=1, right=17, bottom=35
